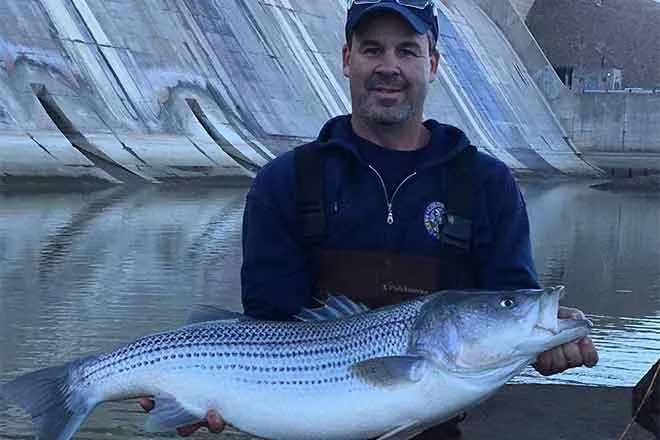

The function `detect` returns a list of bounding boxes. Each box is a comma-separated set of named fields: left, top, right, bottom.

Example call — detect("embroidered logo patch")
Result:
left=424, top=202, right=446, bottom=240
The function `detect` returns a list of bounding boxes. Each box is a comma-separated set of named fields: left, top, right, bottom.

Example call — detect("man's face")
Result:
left=343, top=12, right=439, bottom=126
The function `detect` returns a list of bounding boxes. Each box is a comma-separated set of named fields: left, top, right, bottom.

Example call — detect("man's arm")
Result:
left=473, top=161, right=539, bottom=290
left=241, top=156, right=313, bottom=320
left=474, top=161, right=598, bottom=375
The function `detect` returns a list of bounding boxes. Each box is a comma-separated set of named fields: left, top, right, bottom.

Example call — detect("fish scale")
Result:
left=80, top=301, right=423, bottom=395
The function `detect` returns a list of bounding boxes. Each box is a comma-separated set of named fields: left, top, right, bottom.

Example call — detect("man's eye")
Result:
left=401, top=49, right=419, bottom=57
left=363, top=47, right=380, bottom=55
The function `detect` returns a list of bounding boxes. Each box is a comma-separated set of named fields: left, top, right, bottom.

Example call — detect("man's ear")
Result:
left=342, top=43, right=351, bottom=78
left=429, top=49, right=440, bottom=83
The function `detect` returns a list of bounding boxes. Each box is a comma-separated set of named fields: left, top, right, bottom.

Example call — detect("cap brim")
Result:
left=352, top=3, right=431, bottom=35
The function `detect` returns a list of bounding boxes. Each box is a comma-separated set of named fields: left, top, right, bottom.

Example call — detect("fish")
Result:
left=0, top=285, right=592, bottom=440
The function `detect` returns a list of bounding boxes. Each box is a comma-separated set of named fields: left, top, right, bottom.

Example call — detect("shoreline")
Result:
left=591, top=175, right=660, bottom=193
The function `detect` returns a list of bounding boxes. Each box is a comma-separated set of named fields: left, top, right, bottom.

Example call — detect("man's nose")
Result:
left=374, top=49, right=401, bottom=74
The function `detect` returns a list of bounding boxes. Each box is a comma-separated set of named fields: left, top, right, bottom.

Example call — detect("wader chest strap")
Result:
left=440, top=146, right=476, bottom=252
left=294, top=144, right=326, bottom=249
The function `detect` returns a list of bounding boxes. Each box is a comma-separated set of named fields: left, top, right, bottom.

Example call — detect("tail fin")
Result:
left=0, top=359, right=96, bottom=440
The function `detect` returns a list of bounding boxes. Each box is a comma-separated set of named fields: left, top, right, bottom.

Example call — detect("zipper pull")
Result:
left=387, top=204, right=394, bottom=225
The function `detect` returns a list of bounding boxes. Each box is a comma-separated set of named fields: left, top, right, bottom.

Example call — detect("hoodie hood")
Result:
left=313, top=115, right=473, bottom=168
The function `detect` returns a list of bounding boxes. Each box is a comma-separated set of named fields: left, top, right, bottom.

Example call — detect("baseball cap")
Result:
left=345, top=0, right=439, bottom=44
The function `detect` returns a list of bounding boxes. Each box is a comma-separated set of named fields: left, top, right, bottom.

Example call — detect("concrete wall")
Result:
left=568, top=91, right=660, bottom=173
left=509, top=0, right=536, bottom=18
left=477, top=0, right=660, bottom=175
left=472, top=0, right=581, bottom=144
left=527, top=0, right=660, bottom=89
left=432, top=0, right=597, bottom=174
left=0, top=0, right=598, bottom=185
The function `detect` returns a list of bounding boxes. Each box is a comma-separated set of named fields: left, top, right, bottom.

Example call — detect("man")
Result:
left=142, top=0, right=598, bottom=437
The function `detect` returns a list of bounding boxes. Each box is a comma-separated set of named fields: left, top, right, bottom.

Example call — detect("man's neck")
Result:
left=351, top=116, right=430, bottom=151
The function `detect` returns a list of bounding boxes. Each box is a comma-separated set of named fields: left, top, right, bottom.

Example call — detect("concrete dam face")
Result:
left=0, top=0, right=598, bottom=184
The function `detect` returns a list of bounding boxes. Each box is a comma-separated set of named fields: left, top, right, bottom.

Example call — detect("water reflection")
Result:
left=0, top=185, right=247, bottom=378
left=525, top=181, right=660, bottom=315
left=0, top=179, right=658, bottom=438
left=515, top=180, right=660, bottom=386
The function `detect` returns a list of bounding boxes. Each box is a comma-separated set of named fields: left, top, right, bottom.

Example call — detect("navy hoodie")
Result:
left=241, top=115, right=540, bottom=320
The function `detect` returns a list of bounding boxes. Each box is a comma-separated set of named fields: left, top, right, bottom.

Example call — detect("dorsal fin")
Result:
left=184, top=305, right=252, bottom=325
left=294, top=295, right=370, bottom=322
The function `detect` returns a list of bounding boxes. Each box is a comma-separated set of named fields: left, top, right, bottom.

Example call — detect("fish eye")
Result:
left=500, top=298, right=515, bottom=309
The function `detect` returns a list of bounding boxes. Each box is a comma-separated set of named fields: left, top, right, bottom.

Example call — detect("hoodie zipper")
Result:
left=368, top=165, right=417, bottom=225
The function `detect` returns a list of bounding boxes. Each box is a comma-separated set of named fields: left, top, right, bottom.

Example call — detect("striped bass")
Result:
left=0, top=286, right=591, bottom=440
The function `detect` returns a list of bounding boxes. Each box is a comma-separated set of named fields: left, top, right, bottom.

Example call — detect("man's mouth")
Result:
left=369, top=87, right=404, bottom=96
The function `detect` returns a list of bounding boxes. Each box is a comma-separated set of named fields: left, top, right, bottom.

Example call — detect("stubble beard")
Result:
left=359, top=98, right=415, bottom=126
left=354, top=80, right=427, bottom=127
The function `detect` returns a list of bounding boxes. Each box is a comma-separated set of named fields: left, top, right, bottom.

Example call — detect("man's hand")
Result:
left=139, top=399, right=225, bottom=437
left=533, top=306, right=599, bottom=376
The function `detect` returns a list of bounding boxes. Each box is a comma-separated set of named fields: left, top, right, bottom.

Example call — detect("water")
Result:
left=514, top=179, right=660, bottom=386
left=0, top=179, right=658, bottom=438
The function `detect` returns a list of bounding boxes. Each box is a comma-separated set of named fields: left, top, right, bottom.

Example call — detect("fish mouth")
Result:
left=535, top=316, right=594, bottom=336
left=535, top=286, right=563, bottom=334
left=523, top=286, right=593, bottom=353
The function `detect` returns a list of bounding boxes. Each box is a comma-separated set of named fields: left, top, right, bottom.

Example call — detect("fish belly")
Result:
left=218, top=380, right=428, bottom=440
left=92, top=354, right=491, bottom=440
left=215, top=375, right=489, bottom=440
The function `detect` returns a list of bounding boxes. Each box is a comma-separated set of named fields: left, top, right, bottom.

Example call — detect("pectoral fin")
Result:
left=376, top=421, right=427, bottom=440
left=350, top=355, right=427, bottom=388
left=144, top=395, right=204, bottom=432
